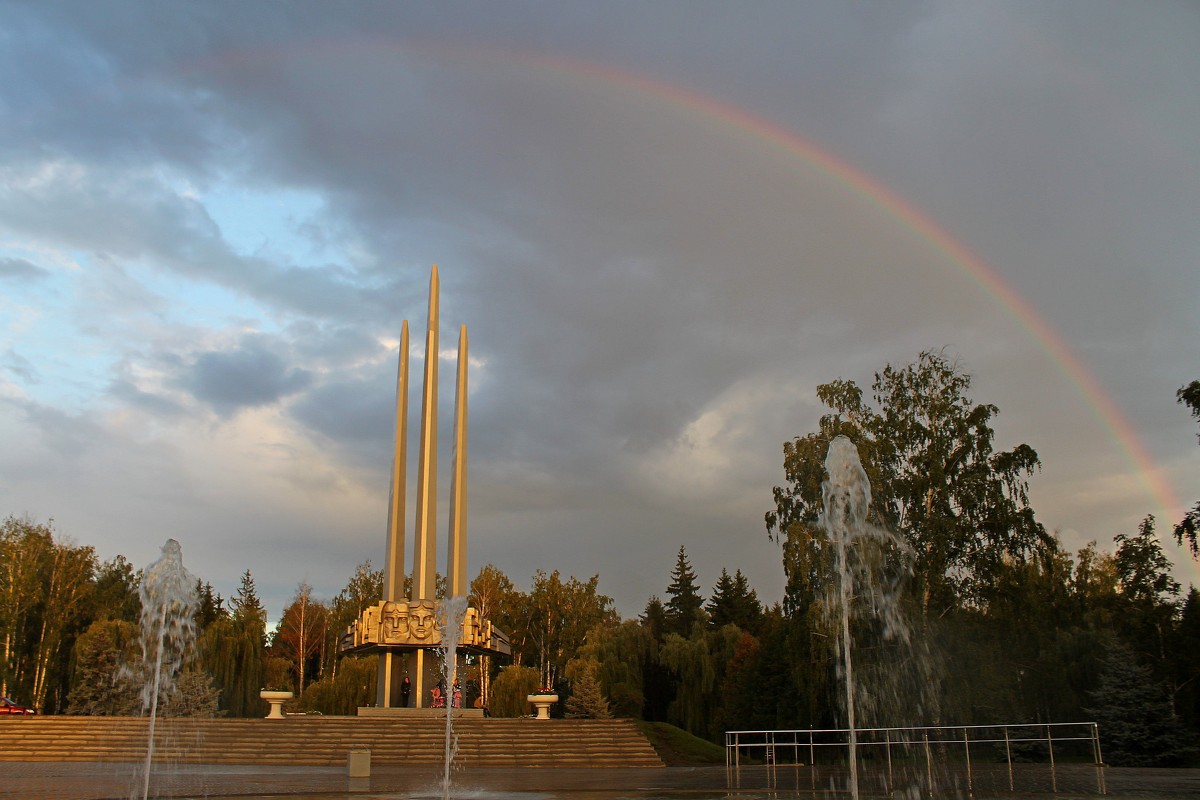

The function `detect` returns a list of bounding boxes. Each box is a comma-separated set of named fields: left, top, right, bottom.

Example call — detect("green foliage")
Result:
left=640, top=596, right=667, bottom=642
left=512, top=569, right=615, bottom=689
left=1114, top=516, right=1180, bottom=676
left=1173, top=589, right=1200, bottom=734
left=659, top=624, right=742, bottom=741
left=194, top=580, right=225, bottom=630
left=635, top=720, right=727, bottom=765
left=469, top=563, right=519, bottom=707
left=0, top=516, right=97, bottom=712
left=575, top=619, right=653, bottom=718
left=161, top=669, right=221, bottom=717
left=664, top=546, right=703, bottom=637
left=1174, top=380, right=1200, bottom=558
left=200, top=570, right=266, bottom=717
left=199, top=614, right=265, bottom=717
left=66, top=619, right=140, bottom=715
left=300, top=654, right=376, bottom=715
left=327, top=561, right=382, bottom=665
left=564, top=657, right=611, bottom=719
left=1086, top=640, right=1197, bottom=766
left=707, top=568, right=762, bottom=633
left=490, top=664, right=540, bottom=717
left=767, top=350, right=1048, bottom=613
left=92, top=556, right=140, bottom=624
left=270, top=582, right=329, bottom=692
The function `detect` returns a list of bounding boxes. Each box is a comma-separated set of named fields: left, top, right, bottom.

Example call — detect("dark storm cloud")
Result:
left=178, top=335, right=313, bottom=416
left=1, top=0, right=1197, bottom=617
left=0, top=3, right=229, bottom=169
left=0, top=257, right=49, bottom=280
left=291, top=372, right=395, bottom=446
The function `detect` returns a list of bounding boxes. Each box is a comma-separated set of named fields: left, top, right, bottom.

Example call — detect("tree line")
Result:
left=2, top=351, right=1198, bottom=766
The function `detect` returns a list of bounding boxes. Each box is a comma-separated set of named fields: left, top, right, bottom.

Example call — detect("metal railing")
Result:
left=726, top=722, right=1105, bottom=795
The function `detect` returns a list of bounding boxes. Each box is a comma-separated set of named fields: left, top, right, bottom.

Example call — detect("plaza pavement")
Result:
left=1, top=761, right=1199, bottom=799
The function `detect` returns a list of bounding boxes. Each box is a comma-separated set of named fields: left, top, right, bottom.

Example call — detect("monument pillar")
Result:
left=376, top=321, right=409, bottom=708
left=410, top=265, right=440, bottom=708
left=447, top=324, right=468, bottom=599
left=356, top=265, right=505, bottom=714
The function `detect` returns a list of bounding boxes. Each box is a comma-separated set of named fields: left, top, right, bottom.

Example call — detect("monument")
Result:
left=343, top=266, right=509, bottom=711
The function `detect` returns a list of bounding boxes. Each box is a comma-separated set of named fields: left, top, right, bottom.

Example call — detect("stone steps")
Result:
left=0, top=717, right=664, bottom=768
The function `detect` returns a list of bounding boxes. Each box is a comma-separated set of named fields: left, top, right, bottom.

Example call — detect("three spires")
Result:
left=377, top=265, right=469, bottom=706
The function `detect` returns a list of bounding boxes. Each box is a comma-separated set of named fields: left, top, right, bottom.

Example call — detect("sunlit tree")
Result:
left=767, top=350, right=1049, bottom=614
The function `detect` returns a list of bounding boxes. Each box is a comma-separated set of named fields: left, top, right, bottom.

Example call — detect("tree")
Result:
left=1086, top=640, right=1196, bottom=766
left=271, top=582, right=328, bottom=693
left=35, top=538, right=95, bottom=711
left=66, top=619, right=140, bottom=715
left=565, top=657, right=612, bottom=719
left=326, top=561, right=382, bottom=678
left=0, top=516, right=54, bottom=701
left=767, top=350, right=1049, bottom=614
left=490, top=664, right=540, bottom=717
left=1114, top=516, right=1181, bottom=680
left=92, top=555, right=140, bottom=624
left=659, top=624, right=742, bottom=741
left=707, top=568, right=762, bottom=633
left=299, top=654, right=376, bottom=715
left=202, top=570, right=266, bottom=716
left=194, top=581, right=225, bottom=631
left=640, top=596, right=667, bottom=643
left=516, top=570, right=615, bottom=690
left=0, top=518, right=96, bottom=709
left=575, top=619, right=656, bottom=718
left=469, top=563, right=517, bottom=707
left=1173, top=588, right=1200, bottom=733
left=1176, top=380, right=1200, bottom=557
left=664, top=546, right=703, bottom=636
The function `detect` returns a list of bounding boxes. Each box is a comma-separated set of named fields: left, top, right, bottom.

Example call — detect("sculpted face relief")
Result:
left=409, top=599, right=439, bottom=642
left=380, top=601, right=410, bottom=644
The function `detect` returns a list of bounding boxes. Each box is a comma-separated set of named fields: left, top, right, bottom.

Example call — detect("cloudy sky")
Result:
left=2, top=1, right=1198, bottom=620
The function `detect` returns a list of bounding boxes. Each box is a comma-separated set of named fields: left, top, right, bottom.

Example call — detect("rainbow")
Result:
left=483, top=50, right=1180, bottom=525
left=175, top=39, right=1182, bottom=525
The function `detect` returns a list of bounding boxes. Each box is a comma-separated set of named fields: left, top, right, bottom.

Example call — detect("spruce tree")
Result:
left=1086, top=641, right=1196, bottom=766
left=664, top=546, right=703, bottom=637
left=708, top=568, right=762, bottom=633
left=566, top=659, right=612, bottom=719
left=209, top=570, right=266, bottom=716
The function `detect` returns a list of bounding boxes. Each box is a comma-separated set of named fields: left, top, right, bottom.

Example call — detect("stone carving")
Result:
left=409, top=599, right=439, bottom=643
left=379, top=600, right=410, bottom=644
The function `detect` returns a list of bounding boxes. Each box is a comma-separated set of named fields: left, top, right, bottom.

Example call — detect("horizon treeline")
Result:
left=2, top=353, right=1198, bottom=768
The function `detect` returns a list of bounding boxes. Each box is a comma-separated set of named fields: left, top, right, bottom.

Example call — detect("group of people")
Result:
left=401, top=675, right=462, bottom=709
left=429, top=680, right=463, bottom=709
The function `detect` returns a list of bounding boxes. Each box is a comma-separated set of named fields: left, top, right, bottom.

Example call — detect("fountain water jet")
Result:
left=134, top=539, right=198, bottom=800
left=439, top=596, right=468, bottom=800
left=820, top=436, right=913, bottom=800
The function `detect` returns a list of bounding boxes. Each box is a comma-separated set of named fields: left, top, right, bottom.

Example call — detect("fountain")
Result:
left=438, top=596, right=468, bottom=800
left=819, top=436, right=914, bottom=800
left=133, top=539, right=198, bottom=800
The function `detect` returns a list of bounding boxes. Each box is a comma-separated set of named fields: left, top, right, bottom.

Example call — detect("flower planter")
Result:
left=260, top=690, right=294, bottom=719
left=526, top=693, right=558, bottom=720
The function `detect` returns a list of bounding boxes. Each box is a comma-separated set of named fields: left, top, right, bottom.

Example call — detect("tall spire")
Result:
left=411, top=265, right=439, bottom=602
left=382, top=320, right=409, bottom=602
left=447, top=324, right=468, bottom=598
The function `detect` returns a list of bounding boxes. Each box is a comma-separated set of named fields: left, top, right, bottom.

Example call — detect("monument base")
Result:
left=357, top=706, right=485, bottom=718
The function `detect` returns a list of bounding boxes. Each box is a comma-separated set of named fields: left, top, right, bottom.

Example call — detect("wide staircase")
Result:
left=0, top=716, right=664, bottom=768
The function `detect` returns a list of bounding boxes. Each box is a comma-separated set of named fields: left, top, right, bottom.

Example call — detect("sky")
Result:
left=1, top=1, right=1198, bottom=621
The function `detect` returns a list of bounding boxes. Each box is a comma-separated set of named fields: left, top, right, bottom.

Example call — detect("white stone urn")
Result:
left=526, top=693, right=558, bottom=720
left=260, top=690, right=294, bottom=719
